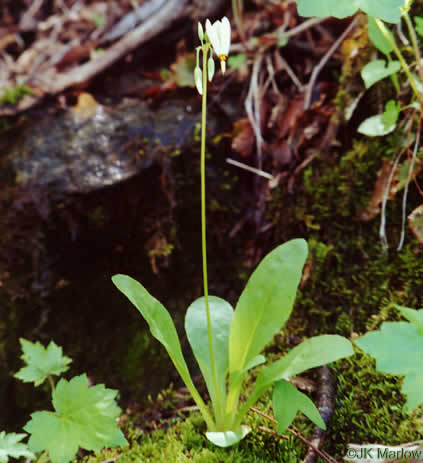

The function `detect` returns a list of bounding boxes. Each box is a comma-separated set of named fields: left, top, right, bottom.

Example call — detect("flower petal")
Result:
left=221, top=17, right=231, bottom=55
left=206, top=19, right=217, bottom=50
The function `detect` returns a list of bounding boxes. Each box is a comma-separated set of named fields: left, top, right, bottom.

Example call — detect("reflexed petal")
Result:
left=206, top=19, right=217, bottom=48
left=221, top=17, right=231, bottom=54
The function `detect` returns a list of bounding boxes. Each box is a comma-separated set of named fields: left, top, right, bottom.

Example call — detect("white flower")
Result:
left=206, top=17, right=231, bottom=74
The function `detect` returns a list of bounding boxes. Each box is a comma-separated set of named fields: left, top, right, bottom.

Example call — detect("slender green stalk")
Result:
left=375, top=18, right=421, bottom=101
left=403, top=11, right=423, bottom=100
left=200, top=46, right=224, bottom=429
left=387, top=54, right=401, bottom=93
left=47, top=375, right=55, bottom=392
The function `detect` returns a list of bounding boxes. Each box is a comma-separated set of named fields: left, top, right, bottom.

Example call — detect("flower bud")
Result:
left=194, top=66, right=203, bottom=95
left=208, top=56, right=215, bottom=82
left=198, top=22, right=204, bottom=42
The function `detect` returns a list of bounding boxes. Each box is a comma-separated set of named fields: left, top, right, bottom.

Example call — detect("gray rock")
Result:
left=4, top=97, right=210, bottom=199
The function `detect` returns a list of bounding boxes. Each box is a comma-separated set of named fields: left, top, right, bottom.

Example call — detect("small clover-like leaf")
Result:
left=24, top=374, right=128, bottom=463
left=0, top=432, right=34, bottom=463
left=381, top=100, right=401, bottom=129
left=14, top=338, right=72, bottom=387
left=358, top=114, right=396, bottom=136
left=361, top=60, right=401, bottom=89
left=415, top=16, right=423, bottom=37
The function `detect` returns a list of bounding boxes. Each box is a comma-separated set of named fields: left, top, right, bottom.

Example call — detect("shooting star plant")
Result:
left=113, top=16, right=353, bottom=448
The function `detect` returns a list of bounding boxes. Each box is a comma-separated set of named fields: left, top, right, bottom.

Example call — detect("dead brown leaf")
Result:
left=232, top=118, right=256, bottom=158
left=359, top=161, right=395, bottom=222
left=408, top=204, right=423, bottom=245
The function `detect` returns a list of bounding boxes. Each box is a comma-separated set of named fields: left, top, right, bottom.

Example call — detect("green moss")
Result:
left=84, top=405, right=311, bottom=463
left=0, top=86, right=32, bottom=105
left=268, top=132, right=423, bottom=459
left=326, top=352, right=423, bottom=459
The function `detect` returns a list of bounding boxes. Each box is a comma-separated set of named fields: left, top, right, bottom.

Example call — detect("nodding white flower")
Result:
left=206, top=17, right=231, bottom=74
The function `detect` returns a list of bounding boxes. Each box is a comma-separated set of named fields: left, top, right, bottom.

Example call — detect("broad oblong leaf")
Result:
left=185, top=296, right=233, bottom=426
left=14, top=339, right=72, bottom=387
left=296, top=0, right=404, bottom=23
left=236, top=335, right=353, bottom=422
left=113, top=274, right=192, bottom=382
left=206, top=426, right=250, bottom=447
left=229, top=239, right=308, bottom=376
left=272, top=380, right=325, bottom=434
left=355, top=320, right=423, bottom=411
left=24, top=374, right=128, bottom=463
left=361, top=60, right=400, bottom=89
left=112, top=274, right=215, bottom=429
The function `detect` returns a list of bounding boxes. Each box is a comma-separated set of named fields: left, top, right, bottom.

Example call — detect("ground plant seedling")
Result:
left=356, top=304, right=423, bottom=412
left=1, top=339, right=128, bottom=463
left=113, top=17, right=354, bottom=447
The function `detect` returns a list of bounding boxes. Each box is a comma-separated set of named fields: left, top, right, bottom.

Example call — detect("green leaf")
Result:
left=228, top=54, right=247, bottom=69
left=396, top=305, right=423, bottom=336
left=381, top=100, right=401, bottom=128
left=415, top=16, right=423, bottom=37
left=355, top=321, right=423, bottom=410
left=358, top=114, right=396, bottom=136
left=229, top=239, right=308, bottom=376
left=296, top=0, right=357, bottom=20
left=0, top=432, right=34, bottom=463
left=185, top=296, right=233, bottom=425
left=361, top=60, right=401, bottom=89
left=14, top=339, right=72, bottom=387
left=368, top=16, right=394, bottom=55
left=205, top=426, right=251, bottom=447
left=272, top=380, right=326, bottom=434
left=295, top=0, right=405, bottom=23
left=112, top=274, right=215, bottom=430
left=23, top=374, right=128, bottom=463
left=237, top=335, right=353, bottom=420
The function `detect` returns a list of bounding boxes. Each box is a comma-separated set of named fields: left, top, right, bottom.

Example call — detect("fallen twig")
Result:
left=304, top=17, right=359, bottom=110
